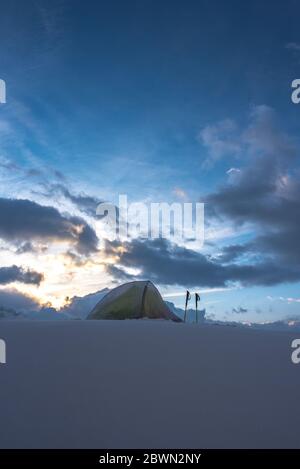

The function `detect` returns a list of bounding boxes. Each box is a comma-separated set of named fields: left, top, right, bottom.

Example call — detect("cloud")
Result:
left=16, top=242, right=48, bottom=254
left=226, top=168, right=241, bottom=175
left=104, top=237, right=300, bottom=288
left=102, top=105, right=300, bottom=289
left=46, top=184, right=104, bottom=218
left=232, top=306, right=248, bottom=314
left=199, top=105, right=295, bottom=170
left=286, top=42, right=300, bottom=51
left=105, top=263, right=136, bottom=282
left=226, top=167, right=241, bottom=183
left=0, top=197, right=99, bottom=255
left=59, top=288, right=109, bottom=319
left=198, top=118, right=241, bottom=168
left=242, top=105, right=295, bottom=160
left=267, top=296, right=300, bottom=304
left=0, top=288, right=40, bottom=311
left=212, top=244, right=248, bottom=263
left=165, top=301, right=206, bottom=322
left=0, top=157, right=19, bottom=171
left=173, top=187, right=188, bottom=200
left=0, top=265, right=44, bottom=285
left=105, top=238, right=226, bottom=287
left=205, top=105, right=300, bottom=272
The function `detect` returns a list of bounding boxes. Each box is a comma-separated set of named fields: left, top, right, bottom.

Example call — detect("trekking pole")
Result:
left=184, top=290, right=191, bottom=322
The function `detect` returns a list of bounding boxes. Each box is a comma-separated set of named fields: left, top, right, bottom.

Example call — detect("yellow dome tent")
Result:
left=87, top=280, right=182, bottom=322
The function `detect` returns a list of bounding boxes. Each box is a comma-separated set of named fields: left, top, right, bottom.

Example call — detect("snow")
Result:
left=0, top=320, right=299, bottom=448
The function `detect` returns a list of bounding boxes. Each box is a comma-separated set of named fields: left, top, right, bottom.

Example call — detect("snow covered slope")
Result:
left=0, top=321, right=299, bottom=448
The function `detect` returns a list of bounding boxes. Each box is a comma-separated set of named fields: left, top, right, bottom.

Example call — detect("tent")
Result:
left=87, top=280, right=182, bottom=322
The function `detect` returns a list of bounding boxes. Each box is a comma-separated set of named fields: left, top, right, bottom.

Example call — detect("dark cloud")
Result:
left=53, top=169, right=66, bottom=181
left=16, top=242, right=36, bottom=254
left=0, top=156, right=67, bottom=183
left=27, top=168, right=43, bottom=177
left=0, top=158, right=20, bottom=171
left=0, top=288, right=40, bottom=311
left=204, top=105, right=300, bottom=281
left=16, top=242, right=48, bottom=254
left=212, top=244, right=248, bottom=263
left=102, top=108, right=300, bottom=289
left=207, top=174, right=300, bottom=267
left=0, top=197, right=98, bottom=254
left=105, top=238, right=300, bottom=287
left=105, top=238, right=226, bottom=287
left=232, top=306, right=248, bottom=314
left=46, top=184, right=103, bottom=218
left=0, top=265, right=44, bottom=285
left=75, top=221, right=99, bottom=254
left=105, top=264, right=135, bottom=282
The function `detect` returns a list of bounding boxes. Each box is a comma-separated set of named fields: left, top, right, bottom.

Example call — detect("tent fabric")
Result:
left=87, top=280, right=182, bottom=322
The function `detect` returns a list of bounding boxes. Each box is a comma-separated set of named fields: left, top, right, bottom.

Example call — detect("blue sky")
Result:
left=0, top=0, right=300, bottom=322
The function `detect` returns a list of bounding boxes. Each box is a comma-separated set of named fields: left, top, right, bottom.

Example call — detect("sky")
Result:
left=0, top=0, right=300, bottom=322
